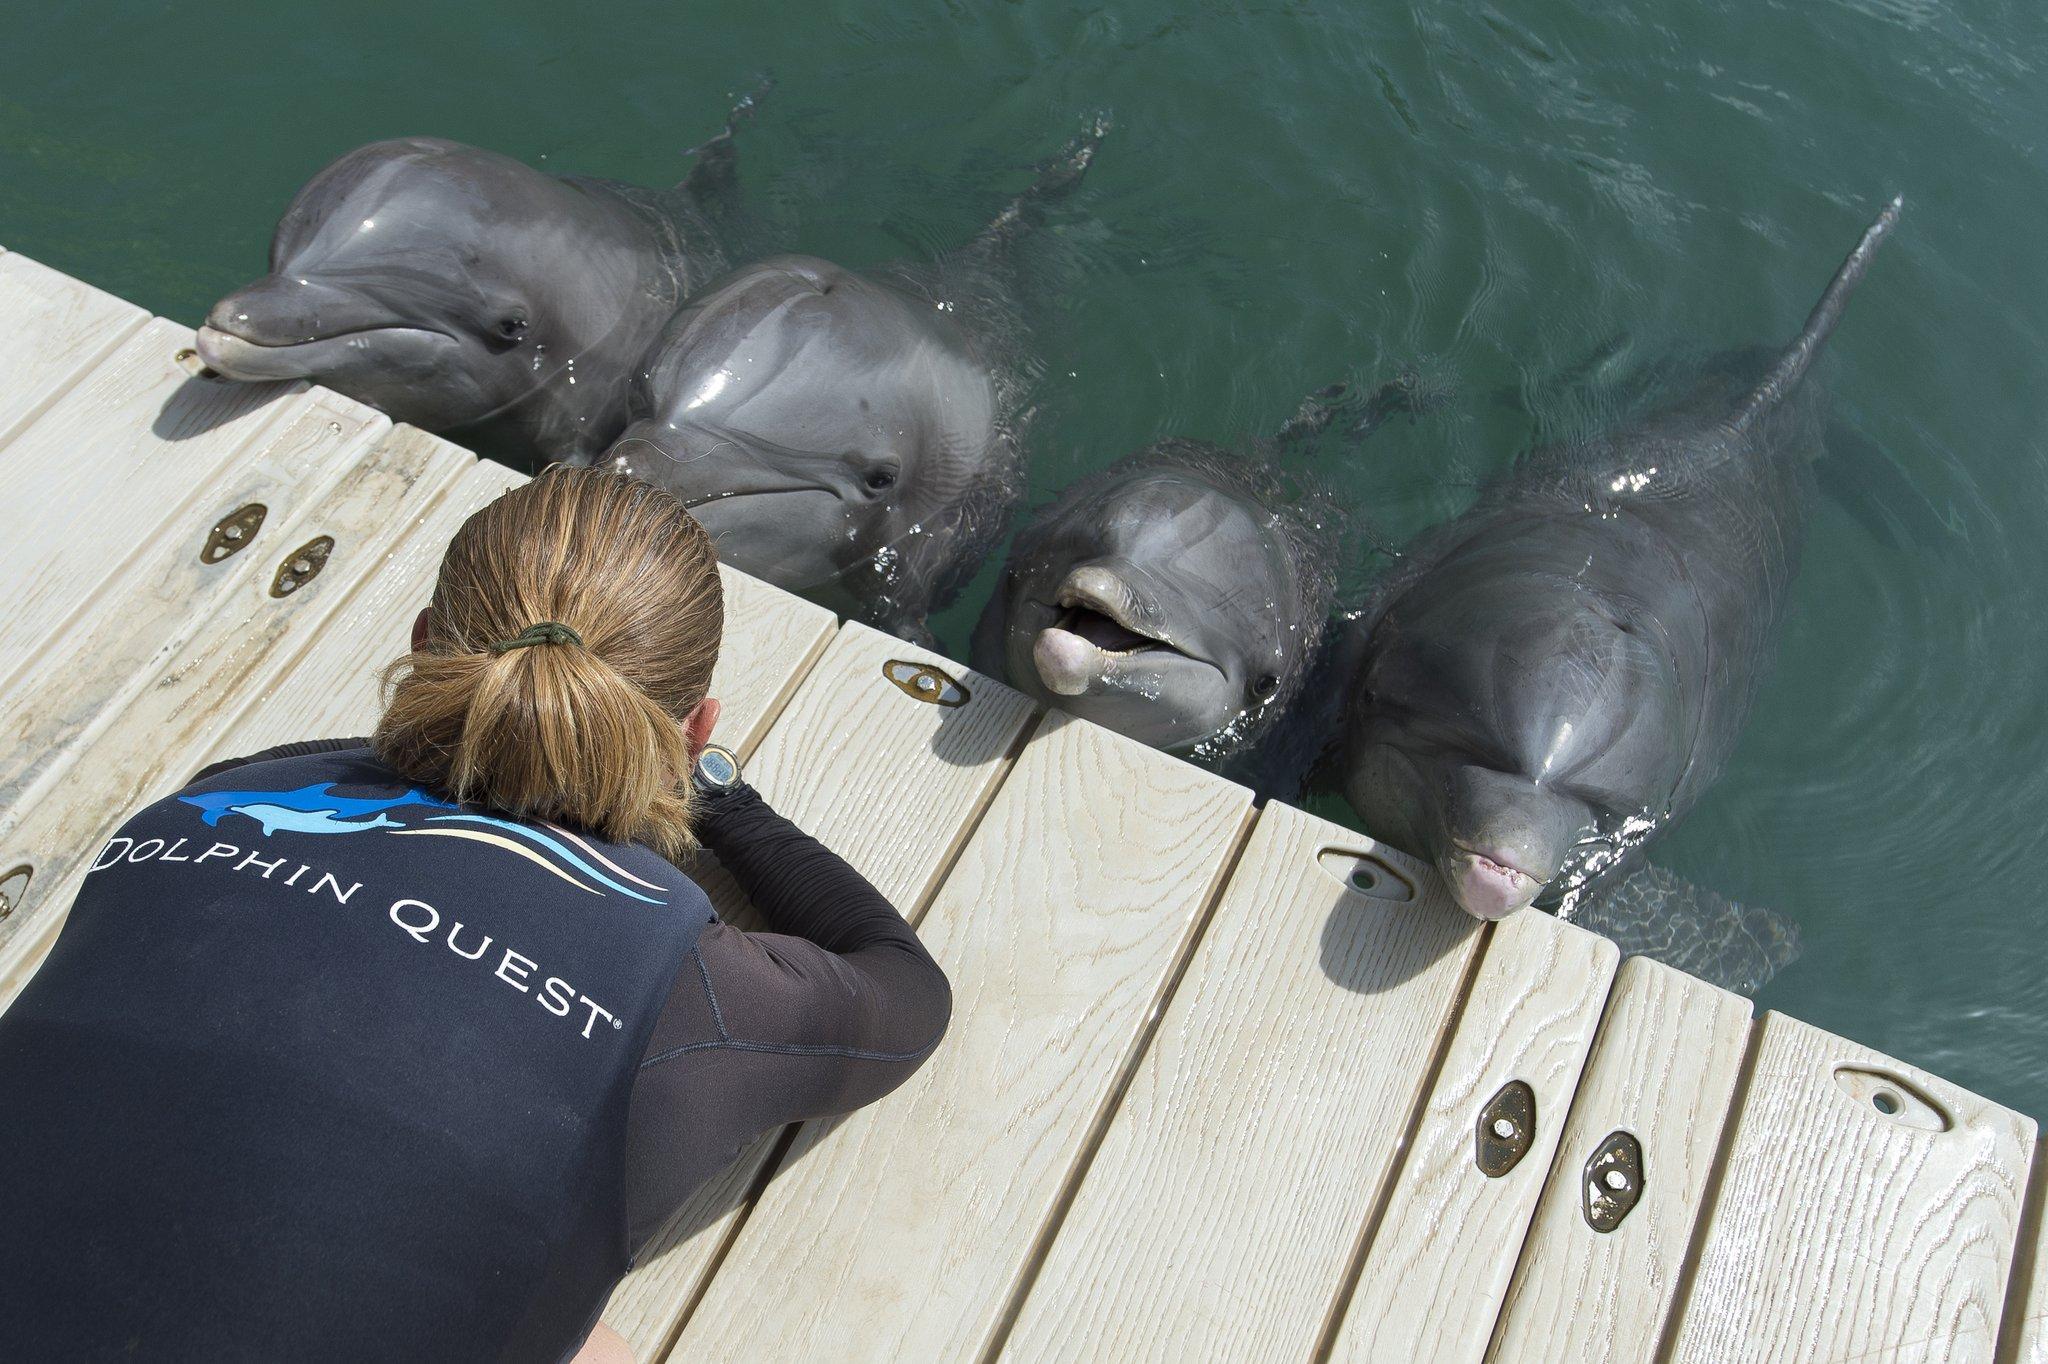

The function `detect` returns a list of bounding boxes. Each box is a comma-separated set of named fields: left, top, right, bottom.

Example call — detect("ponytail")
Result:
left=374, top=467, right=723, bottom=858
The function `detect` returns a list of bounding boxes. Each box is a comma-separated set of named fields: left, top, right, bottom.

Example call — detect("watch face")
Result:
left=697, top=747, right=738, bottom=788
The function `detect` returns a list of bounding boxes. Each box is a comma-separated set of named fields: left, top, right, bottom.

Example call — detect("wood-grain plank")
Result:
left=602, top=626, right=1038, bottom=1360
left=1668, top=1012, right=2037, bottom=1364
left=0, top=428, right=477, bottom=1002
left=702, top=566, right=836, bottom=758
left=199, top=456, right=528, bottom=759
left=0, top=318, right=306, bottom=682
left=0, top=252, right=150, bottom=448
left=999, top=804, right=1476, bottom=1364
left=0, top=388, right=391, bottom=814
left=675, top=709, right=1253, bottom=1363
left=1327, top=911, right=1616, bottom=1364
left=1486, top=955, right=1752, bottom=1364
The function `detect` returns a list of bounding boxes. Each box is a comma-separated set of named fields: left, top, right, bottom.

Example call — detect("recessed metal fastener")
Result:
left=172, top=347, right=222, bottom=381
left=201, top=503, right=268, bottom=564
left=0, top=864, right=32, bottom=922
left=270, top=536, right=334, bottom=597
left=883, top=659, right=969, bottom=707
left=1584, top=1130, right=1644, bottom=1232
left=1476, top=1079, right=1536, bottom=1177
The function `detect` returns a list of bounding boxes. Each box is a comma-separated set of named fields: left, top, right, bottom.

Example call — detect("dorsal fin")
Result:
left=1732, top=195, right=1902, bottom=431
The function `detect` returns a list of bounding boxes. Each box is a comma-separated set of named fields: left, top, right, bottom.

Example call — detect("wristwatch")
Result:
left=690, top=743, right=743, bottom=800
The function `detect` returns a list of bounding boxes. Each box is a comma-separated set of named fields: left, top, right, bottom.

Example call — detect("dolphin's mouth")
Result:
left=1052, top=608, right=1164, bottom=658
left=1031, top=570, right=1218, bottom=699
left=601, top=436, right=842, bottom=509
left=195, top=323, right=452, bottom=380
left=680, top=482, right=836, bottom=511
left=1049, top=576, right=1178, bottom=658
left=1444, top=842, right=1544, bottom=921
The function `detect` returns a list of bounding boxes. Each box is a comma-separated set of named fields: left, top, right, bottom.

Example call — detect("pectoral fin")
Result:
left=1817, top=424, right=1961, bottom=562
left=1562, top=864, right=1801, bottom=995
left=1274, top=371, right=1448, bottom=447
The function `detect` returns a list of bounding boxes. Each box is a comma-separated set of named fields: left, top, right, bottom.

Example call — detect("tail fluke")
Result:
left=1733, top=195, right=1903, bottom=431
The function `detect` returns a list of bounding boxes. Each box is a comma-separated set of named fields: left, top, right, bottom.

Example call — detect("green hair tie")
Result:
left=489, top=622, right=585, bottom=654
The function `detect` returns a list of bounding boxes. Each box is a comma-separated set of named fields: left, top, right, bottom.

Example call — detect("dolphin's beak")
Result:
left=601, top=422, right=842, bottom=507
left=1434, top=766, right=1589, bottom=921
left=196, top=274, right=432, bottom=380
left=1442, top=846, right=1543, bottom=920
left=193, top=326, right=311, bottom=380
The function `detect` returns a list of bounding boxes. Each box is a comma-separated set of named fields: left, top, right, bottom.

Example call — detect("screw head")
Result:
left=1492, top=1117, right=1518, bottom=1140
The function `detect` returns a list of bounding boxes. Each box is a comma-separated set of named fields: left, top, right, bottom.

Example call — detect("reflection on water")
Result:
left=2, top=0, right=2045, bottom=1112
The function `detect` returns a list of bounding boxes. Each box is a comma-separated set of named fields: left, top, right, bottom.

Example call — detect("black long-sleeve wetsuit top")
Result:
left=194, top=739, right=955, bottom=1252
left=0, top=737, right=949, bottom=1363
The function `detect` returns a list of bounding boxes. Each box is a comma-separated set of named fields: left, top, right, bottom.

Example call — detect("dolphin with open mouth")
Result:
left=971, top=439, right=1341, bottom=766
left=969, top=377, right=1433, bottom=775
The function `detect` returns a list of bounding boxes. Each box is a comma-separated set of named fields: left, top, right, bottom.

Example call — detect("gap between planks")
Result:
left=1305, top=916, right=1516, bottom=1362
left=1651, top=1015, right=1768, bottom=1364
left=975, top=799, right=1262, bottom=1364
left=725, top=622, right=836, bottom=768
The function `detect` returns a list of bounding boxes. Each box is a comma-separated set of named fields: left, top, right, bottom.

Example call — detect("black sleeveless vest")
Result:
left=0, top=747, right=708, bottom=1363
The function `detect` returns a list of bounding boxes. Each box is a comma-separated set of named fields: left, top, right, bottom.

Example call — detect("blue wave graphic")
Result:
left=421, top=813, right=665, bottom=904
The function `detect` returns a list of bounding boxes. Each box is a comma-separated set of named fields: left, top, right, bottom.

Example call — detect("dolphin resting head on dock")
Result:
left=1336, top=196, right=1904, bottom=992
left=574, top=117, right=1111, bottom=642
left=193, top=121, right=752, bottom=463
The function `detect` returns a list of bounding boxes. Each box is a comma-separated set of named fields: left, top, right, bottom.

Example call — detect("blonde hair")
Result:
left=374, top=465, right=724, bottom=858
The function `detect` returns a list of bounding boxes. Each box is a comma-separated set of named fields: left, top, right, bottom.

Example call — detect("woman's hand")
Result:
left=569, top=1321, right=635, bottom=1364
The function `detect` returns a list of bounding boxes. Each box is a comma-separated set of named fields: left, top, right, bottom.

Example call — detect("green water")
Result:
left=5, top=2, right=2046, bottom=1115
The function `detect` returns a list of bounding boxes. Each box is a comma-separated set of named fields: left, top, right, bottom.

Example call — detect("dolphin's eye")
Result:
left=1252, top=672, right=1281, bottom=700
left=864, top=467, right=898, bottom=492
left=491, top=313, right=529, bottom=346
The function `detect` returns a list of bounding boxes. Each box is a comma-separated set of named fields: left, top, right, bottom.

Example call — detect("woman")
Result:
left=0, top=467, right=951, bottom=1363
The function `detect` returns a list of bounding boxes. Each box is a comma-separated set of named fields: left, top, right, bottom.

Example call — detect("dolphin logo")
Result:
left=179, top=782, right=452, bottom=830
left=227, top=805, right=403, bottom=837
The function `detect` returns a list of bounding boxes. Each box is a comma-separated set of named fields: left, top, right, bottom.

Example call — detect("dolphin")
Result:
left=227, top=806, right=402, bottom=837
left=194, top=92, right=759, bottom=464
left=572, top=118, right=1110, bottom=641
left=970, top=438, right=1342, bottom=764
left=1337, top=197, right=1904, bottom=993
left=179, top=782, right=451, bottom=828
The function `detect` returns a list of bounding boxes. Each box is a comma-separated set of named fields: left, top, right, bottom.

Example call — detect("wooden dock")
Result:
left=1, top=244, right=2044, bottom=1363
